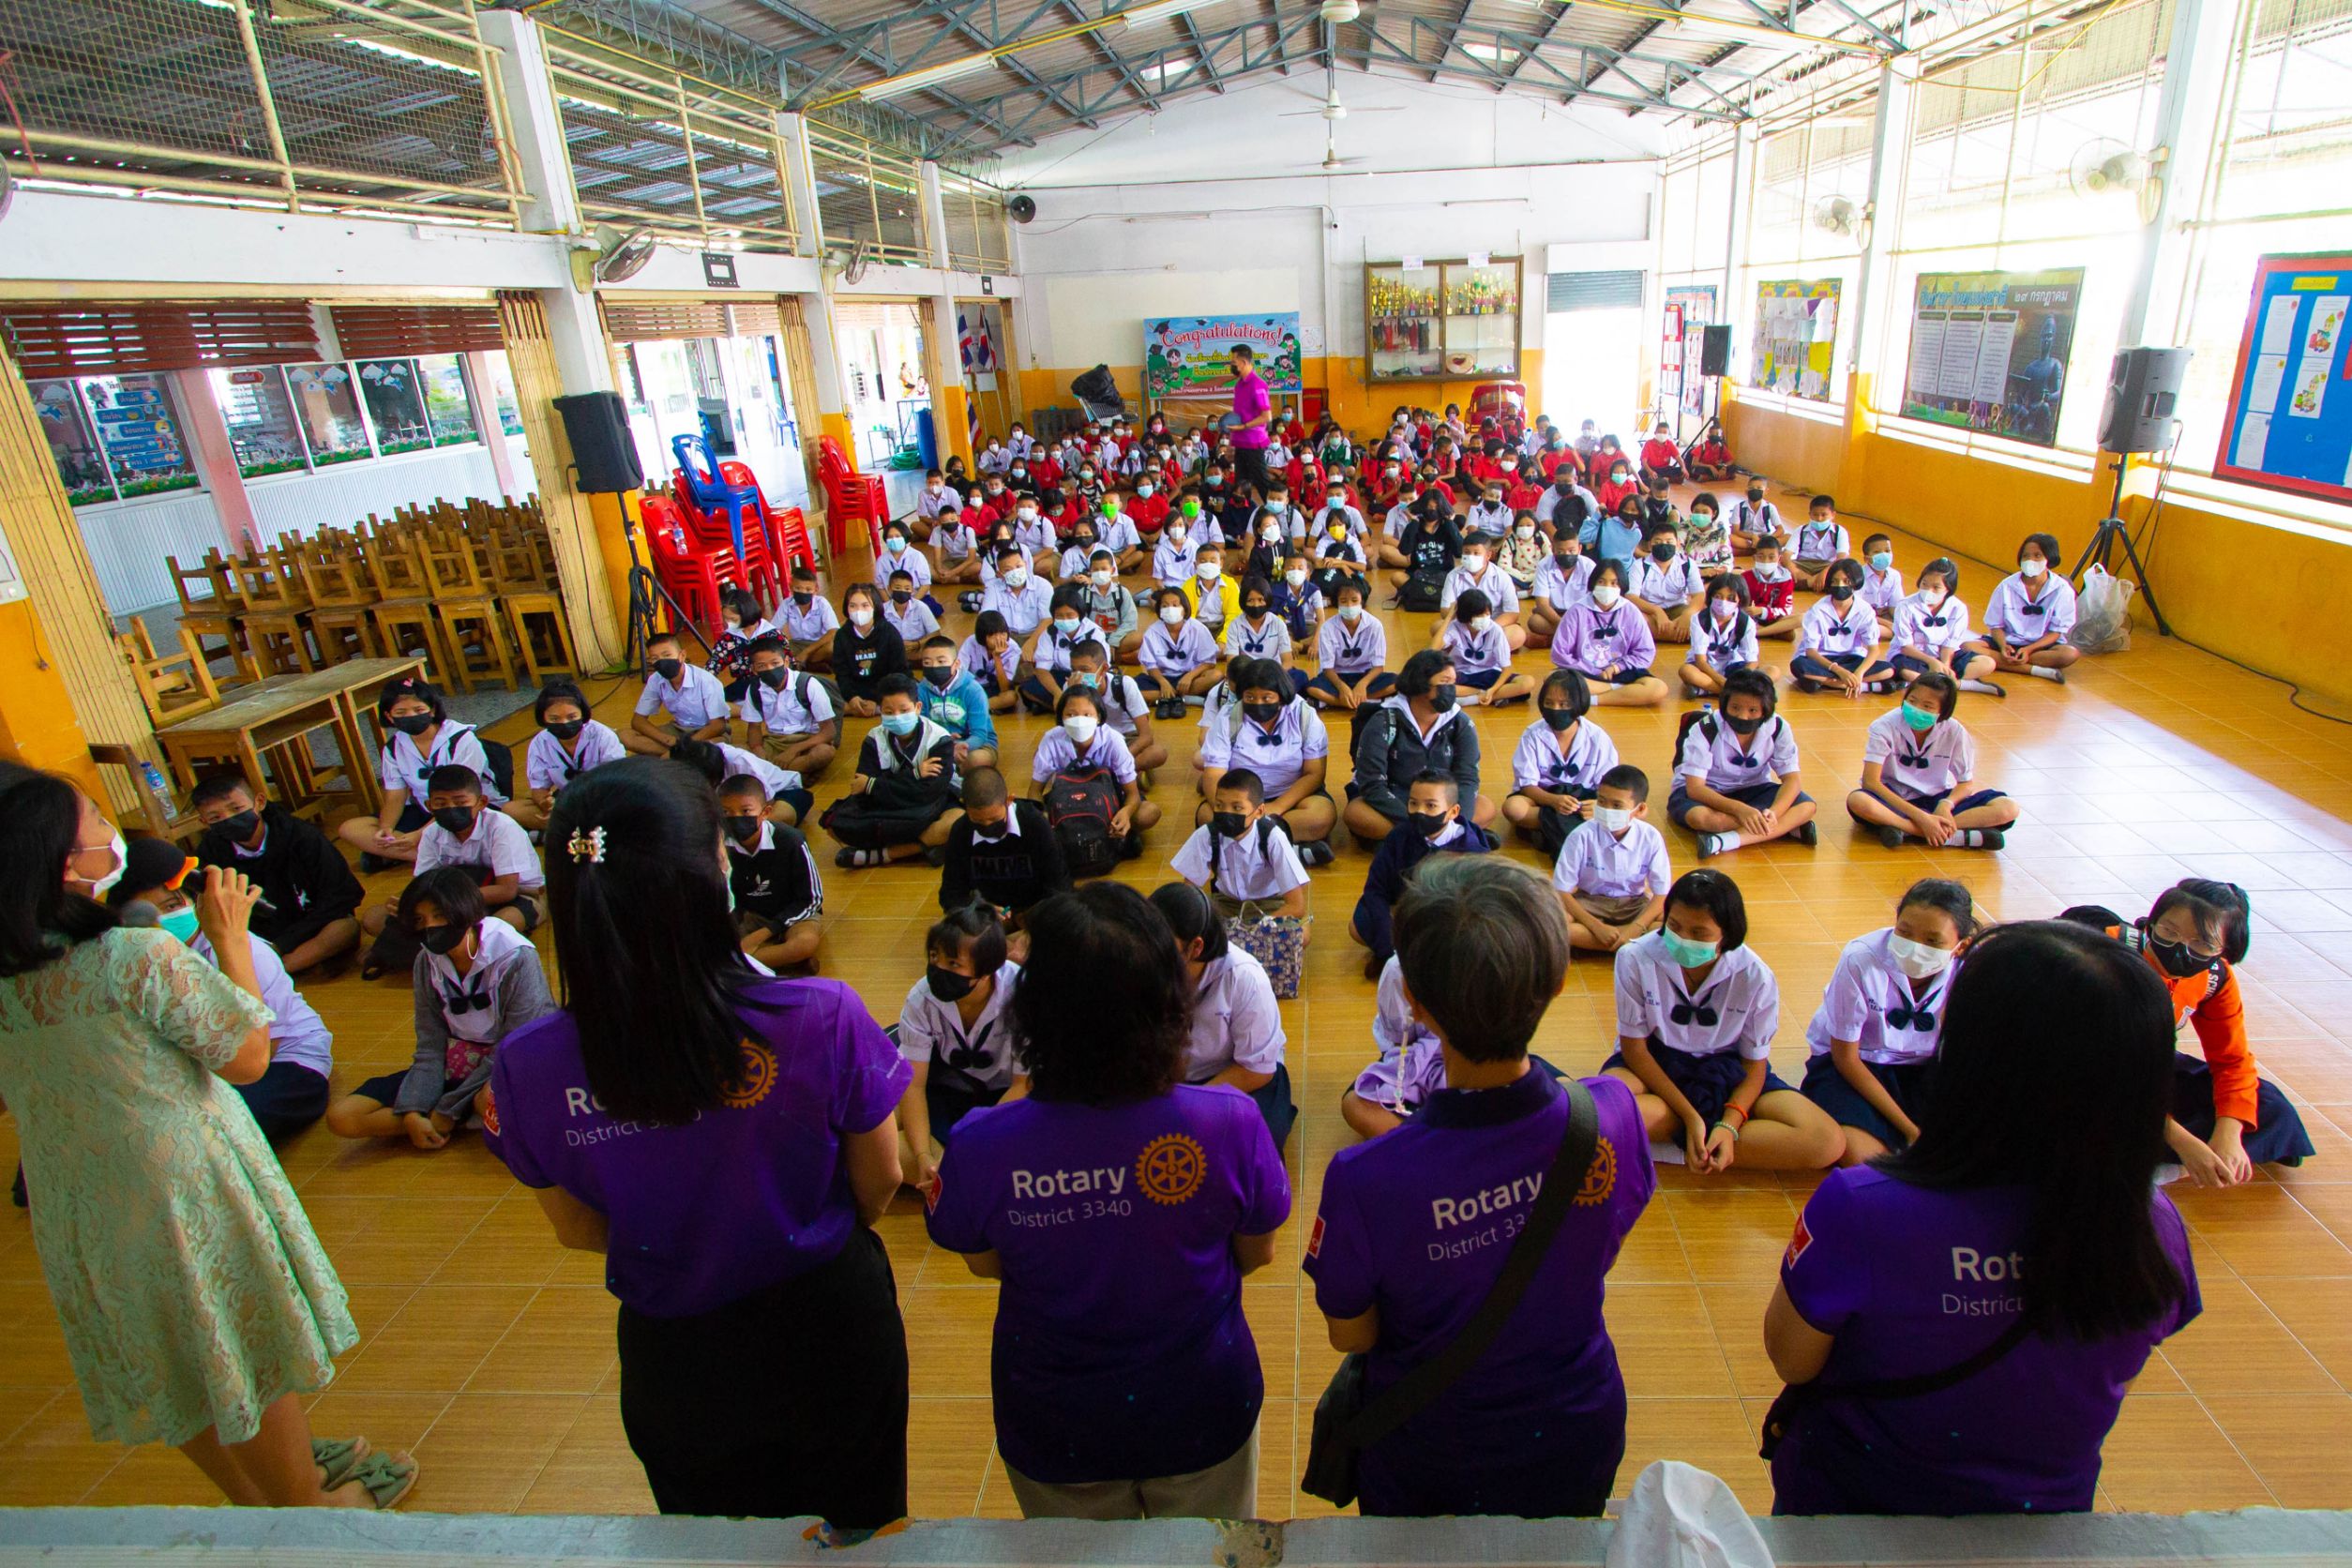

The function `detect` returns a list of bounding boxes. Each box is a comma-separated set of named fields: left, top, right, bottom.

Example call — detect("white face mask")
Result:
left=1594, top=806, right=1633, bottom=834
left=1711, top=599, right=1739, bottom=622
left=1137, top=484, right=1153, bottom=498
left=1285, top=568, right=1308, bottom=588
left=1091, top=568, right=1115, bottom=587
left=79, top=829, right=128, bottom=900
left=1262, top=524, right=1281, bottom=542
left=2019, top=557, right=2047, bottom=579
left=1922, top=588, right=1948, bottom=608
left=1196, top=560, right=1222, bottom=582
left=1003, top=568, right=1029, bottom=589
left=927, top=482, right=943, bottom=494
left=1888, top=932, right=1955, bottom=978
left=1160, top=605, right=1185, bottom=626
left=1338, top=602, right=1364, bottom=622
left=1515, top=524, right=1536, bottom=539
left=1169, top=525, right=1188, bottom=544
left=1470, top=614, right=1495, bottom=635
left=1063, top=716, right=1099, bottom=746
left=1753, top=563, right=1788, bottom=581
left=1591, top=585, right=1621, bottom=610
left=848, top=608, right=873, bottom=629
left=1017, top=506, right=1038, bottom=522
left=1464, top=555, right=1487, bottom=573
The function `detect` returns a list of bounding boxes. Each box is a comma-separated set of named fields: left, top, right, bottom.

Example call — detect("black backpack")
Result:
left=1045, top=765, right=1122, bottom=878
left=1397, top=569, right=1444, bottom=612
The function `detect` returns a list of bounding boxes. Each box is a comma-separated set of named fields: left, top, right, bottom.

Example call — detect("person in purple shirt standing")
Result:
left=1764, top=919, right=2201, bottom=1516
left=482, top=759, right=911, bottom=1529
left=928, top=882, right=1289, bottom=1519
left=1224, top=343, right=1274, bottom=497
left=1305, top=855, right=1655, bottom=1518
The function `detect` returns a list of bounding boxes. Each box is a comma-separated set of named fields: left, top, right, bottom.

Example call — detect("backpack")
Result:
left=1397, top=569, right=1443, bottom=612
left=1674, top=706, right=1718, bottom=761
left=1045, top=765, right=1123, bottom=878
left=1209, top=820, right=1308, bottom=1000
left=477, top=736, right=516, bottom=803
left=794, top=671, right=845, bottom=720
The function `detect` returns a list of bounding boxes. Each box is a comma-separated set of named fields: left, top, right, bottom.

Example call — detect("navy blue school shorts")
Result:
left=1799, top=1051, right=1933, bottom=1148
left=1602, top=1038, right=1793, bottom=1128
left=1666, top=779, right=1814, bottom=829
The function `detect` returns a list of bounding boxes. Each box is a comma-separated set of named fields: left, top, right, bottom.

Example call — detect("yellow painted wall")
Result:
left=1723, top=377, right=2352, bottom=711
left=1012, top=352, right=1547, bottom=438
left=0, top=601, right=103, bottom=795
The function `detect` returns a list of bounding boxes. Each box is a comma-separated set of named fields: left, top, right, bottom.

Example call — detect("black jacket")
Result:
left=1349, top=701, right=1482, bottom=820
left=1352, top=821, right=1500, bottom=963
left=195, top=803, right=364, bottom=945
left=940, top=799, right=1071, bottom=916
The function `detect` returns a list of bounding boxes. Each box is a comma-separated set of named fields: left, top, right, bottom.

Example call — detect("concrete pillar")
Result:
left=2119, top=0, right=2241, bottom=346
left=1847, top=60, right=1918, bottom=393
left=919, top=160, right=975, bottom=470
left=776, top=111, right=860, bottom=470
left=169, top=369, right=262, bottom=554
left=1720, top=122, right=1757, bottom=384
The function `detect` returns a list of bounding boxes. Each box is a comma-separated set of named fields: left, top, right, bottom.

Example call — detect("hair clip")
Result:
left=566, top=827, right=608, bottom=865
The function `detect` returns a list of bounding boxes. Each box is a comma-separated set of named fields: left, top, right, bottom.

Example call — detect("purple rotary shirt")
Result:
left=1229, top=369, right=1272, bottom=450
left=485, top=977, right=910, bottom=1319
left=1774, top=1167, right=2200, bottom=1515
left=926, top=1083, right=1290, bottom=1485
left=1304, top=1069, right=1654, bottom=1512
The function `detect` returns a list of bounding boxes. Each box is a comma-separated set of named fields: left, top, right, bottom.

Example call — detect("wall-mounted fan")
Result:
left=1812, top=194, right=1860, bottom=237
left=1006, top=192, right=1037, bottom=223
left=828, top=237, right=873, bottom=286
left=2069, top=138, right=2149, bottom=197
left=568, top=223, right=655, bottom=291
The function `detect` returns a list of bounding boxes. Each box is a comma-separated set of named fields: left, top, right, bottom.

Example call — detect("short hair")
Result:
left=1907, top=670, right=1960, bottom=720
left=1642, top=519, right=1677, bottom=542
left=1394, top=857, right=1570, bottom=1063
left=189, top=773, right=255, bottom=810
left=1665, top=867, right=1748, bottom=951
left=1721, top=666, right=1779, bottom=716
left=1598, top=762, right=1650, bottom=803
left=919, top=635, right=957, bottom=658
left=1150, top=881, right=1228, bottom=962
left=1752, top=533, right=1783, bottom=553
left=1054, top=684, right=1102, bottom=720
left=962, top=766, right=1009, bottom=809
left=717, top=773, right=769, bottom=803
left=745, top=635, right=789, bottom=664
left=1690, top=490, right=1721, bottom=516
left=668, top=739, right=726, bottom=788
left=648, top=629, right=685, bottom=653
left=1240, top=574, right=1274, bottom=609
left=1332, top=574, right=1367, bottom=601
left=426, top=763, right=482, bottom=798
left=1069, top=639, right=1110, bottom=668
left=1463, top=531, right=1500, bottom=552
left=1407, top=769, right=1460, bottom=805
left=1014, top=884, right=1189, bottom=1105
left=1706, top=572, right=1752, bottom=609
left=876, top=673, right=921, bottom=706
left=1538, top=668, right=1592, bottom=718
left=927, top=902, right=1008, bottom=976
left=974, top=611, right=1010, bottom=640
left=1396, top=648, right=1453, bottom=698
left=1898, top=876, right=1979, bottom=940
left=1049, top=581, right=1089, bottom=615
left=1587, top=557, right=1629, bottom=592
left=1825, top=556, right=1865, bottom=590
left=888, top=568, right=916, bottom=586
left=400, top=866, right=486, bottom=932
left=1918, top=555, right=1961, bottom=593
left=1229, top=343, right=1255, bottom=361
left=791, top=562, right=820, bottom=584
left=2020, top=531, right=2063, bottom=565
left=534, top=680, right=591, bottom=726
left=1214, top=767, right=1267, bottom=806
left=1231, top=657, right=1289, bottom=702
left=720, top=587, right=763, bottom=625
left=2149, top=878, right=2253, bottom=964
left=1810, top=494, right=1836, bottom=511
left=376, top=674, right=445, bottom=725
left=1454, top=587, right=1491, bottom=622
left=1863, top=533, right=1893, bottom=551
left=996, top=544, right=1024, bottom=565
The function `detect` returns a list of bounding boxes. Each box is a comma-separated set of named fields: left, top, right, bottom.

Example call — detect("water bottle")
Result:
left=137, top=760, right=177, bottom=823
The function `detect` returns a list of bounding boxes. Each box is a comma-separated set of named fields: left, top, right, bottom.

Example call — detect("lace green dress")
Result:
left=0, top=927, right=356, bottom=1447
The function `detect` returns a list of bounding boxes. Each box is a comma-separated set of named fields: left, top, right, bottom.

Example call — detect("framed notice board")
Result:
left=2212, top=251, right=2352, bottom=505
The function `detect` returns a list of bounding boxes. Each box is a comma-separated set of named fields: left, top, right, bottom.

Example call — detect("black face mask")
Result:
left=1828, top=583, right=1856, bottom=603
left=546, top=718, right=585, bottom=741
left=1748, top=489, right=1766, bottom=502
left=970, top=818, right=1007, bottom=839
left=1075, top=535, right=1096, bottom=550
left=792, top=592, right=813, bottom=608
left=1243, top=700, right=1282, bottom=727
left=892, top=590, right=912, bottom=605
left=1408, top=810, right=1450, bottom=839
left=1724, top=712, right=1765, bottom=737
left=2148, top=932, right=2212, bottom=978
left=1540, top=707, right=1580, bottom=732
left=653, top=657, right=684, bottom=683
left=758, top=666, right=792, bottom=690
left=1210, top=810, right=1248, bottom=837
left=1554, top=551, right=1579, bottom=568
left=1427, top=684, right=1458, bottom=714
left=420, top=922, right=470, bottom=957
left=211, top=809, right=262, bottom=843
left=927, top=964, right=977, bottom=1003
left=922, top=665, right=957, bottom=689
left=1651, top=542, right=1676, bottom=563
left=388, top=713, right=435, bottom=737
left=725, top=814, right=763, bottom=845
left=431, top=806, right=476, bottom=836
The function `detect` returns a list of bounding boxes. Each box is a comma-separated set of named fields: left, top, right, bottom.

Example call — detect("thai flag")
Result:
left=959, top=310, right=999, bottom=374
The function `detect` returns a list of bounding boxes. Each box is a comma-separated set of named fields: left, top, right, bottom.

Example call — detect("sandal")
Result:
left=346, top=1450, right=420, bottom=1511
left=313, top=1436, right=373, bottom=1490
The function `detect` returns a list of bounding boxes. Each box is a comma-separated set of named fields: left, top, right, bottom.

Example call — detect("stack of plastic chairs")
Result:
left=667, top=466, right=781, bottom=605
left=817, top=435, right=890, bottom=558
left=766, top=505, right=819, bottom=578
left=640, top=492, right=735, bottom=633
left=671, top=435, right=763, bottom=563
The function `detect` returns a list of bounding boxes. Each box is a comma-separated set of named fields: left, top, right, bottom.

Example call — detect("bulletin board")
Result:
left=1663, top=285, right=1717, bottom=424
left=1751, top=279, right=1840, bottom=401
left=1143, top=314, right=1304, bottom=400
left=2212, top=251, right=2352, bottom=505
left=1901, top=267, right=2084, bottom=448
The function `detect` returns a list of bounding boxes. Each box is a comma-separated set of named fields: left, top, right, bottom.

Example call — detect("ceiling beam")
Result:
left=1427, top=0, right=1477, bottom=83
left=1178, top=9, right=1227, bottom=93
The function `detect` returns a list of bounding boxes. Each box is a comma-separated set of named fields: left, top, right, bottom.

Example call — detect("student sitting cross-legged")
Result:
left=1799, top=878, right=1974, bottom=1165
left=1305, top=855, right=1655, bottom=1519
left=1171, top=766, right=1309, bottom=927
left=624, top=631, right=731, bottom=757
left=1337, top=953, right=1446, bottom=1139
left=914, top=635, right=1000, bottom=773
left=507, top=680, right=626, bottom=832
left=1349, top=770, right=1498, bottom=979
left=1150, top=882, right=1295, bottom=1153
left=939, top=768, right=1072, bottom=939
left=191, top=772, right=364, bottom=977
left=668, top=736, right=812, bottom=826
left=358, top=763, right=546, bottom=978
left=893, top=902, right=1024, bottom=1193
left=718, top=772, right=823, bottom=972
left=327, top=868, right=556, bottom=1151
left=1847, top=671, right=2019, bottom=852
left=1670, top=668, right=1819, bottom=859
left=739, top=638, right=840, bottom=780
left=822, top=675, right=965, bottom=870
left=1552, top=764, right=1670, bottom=956
left=1501, top=670, right=1621, bottom=856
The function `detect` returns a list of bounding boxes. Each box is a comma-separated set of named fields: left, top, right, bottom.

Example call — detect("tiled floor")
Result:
left=8, top=476, right=2352, bottom=1520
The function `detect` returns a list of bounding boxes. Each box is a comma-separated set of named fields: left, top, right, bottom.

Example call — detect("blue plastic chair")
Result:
left=671, top=433, right=761, bottom=560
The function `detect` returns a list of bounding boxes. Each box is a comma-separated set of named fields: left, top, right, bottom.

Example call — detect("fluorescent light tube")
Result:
left=862, top=53, right=998, bottom=98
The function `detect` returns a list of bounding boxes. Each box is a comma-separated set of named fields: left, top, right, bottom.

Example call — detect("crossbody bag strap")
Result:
left=1815, top=1309, right=2039, bottom=1403
left=1344, top=1075, right=1601, bottom=1449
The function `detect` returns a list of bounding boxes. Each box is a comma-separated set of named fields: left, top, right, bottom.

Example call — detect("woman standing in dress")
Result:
left=0, top=763, right=411, bottom=1508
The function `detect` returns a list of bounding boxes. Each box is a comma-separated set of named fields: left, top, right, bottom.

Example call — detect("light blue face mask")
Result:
left=159, top=906, right=202, bottom=944
left=880, top=710, right=922, bottom=736
left=1659, top=927, right=1719, bottom=969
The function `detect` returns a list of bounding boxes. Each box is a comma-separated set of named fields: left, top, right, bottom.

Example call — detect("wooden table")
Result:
left=155, top=656, right=427, bottom=821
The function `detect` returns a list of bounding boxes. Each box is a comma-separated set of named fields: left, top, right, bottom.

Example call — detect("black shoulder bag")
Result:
left=1756, top=1310, right=2039, bottom=1462
left=1302, top=1075, right=1600, bottom=1508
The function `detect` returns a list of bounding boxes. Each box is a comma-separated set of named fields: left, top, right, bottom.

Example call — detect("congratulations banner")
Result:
left=1144, top=314, right=1304, bottom=399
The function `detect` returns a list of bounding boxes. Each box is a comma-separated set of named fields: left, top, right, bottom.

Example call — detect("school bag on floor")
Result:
left=2073, top=564, right=2135, bottom=654
left=1209, top=820, right=1308, bottom=1000
left=1044, top=764, right=1123, bottom=878
left=1396, top=567, right=1444, bottom=612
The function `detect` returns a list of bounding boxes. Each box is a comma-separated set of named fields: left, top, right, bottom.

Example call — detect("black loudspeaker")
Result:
left=552, top=390, right=644, bottom=493
left=1699, top=324, right=1732, bottom=378
left=2097, top=347, right=2192, bottom=455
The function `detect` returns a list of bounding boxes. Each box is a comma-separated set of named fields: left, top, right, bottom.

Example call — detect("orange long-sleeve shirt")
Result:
left=2115, top=927, right=2263, bottom=1125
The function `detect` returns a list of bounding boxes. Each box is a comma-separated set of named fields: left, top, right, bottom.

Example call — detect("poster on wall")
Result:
left=1751, top=280, right=1840, bottom=400
left=1664, top=285, right=1718, bottom=424
left=1899, top=267, right=2084, bottom=447
left=1144, top=314, right=1304, bottom=401
left=2212, top=250, right=2352, bottom=506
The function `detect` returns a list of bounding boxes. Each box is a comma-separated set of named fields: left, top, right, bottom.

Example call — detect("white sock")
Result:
left=1705, top=831, right=1745, bottom=854
left=2028, top=664, right=2061, bottom=681
left=1956, top=678, right=2003, bottom=695
left=1958, top=830, right=1985, bottom=848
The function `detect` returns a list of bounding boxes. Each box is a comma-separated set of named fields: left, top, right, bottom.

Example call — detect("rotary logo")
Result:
left=1574, top=1138, right=1618, bottom=1206
left=1135, top=1133, right=1207, bottom=1205
left=720, top=1039, right=778, bottom=1109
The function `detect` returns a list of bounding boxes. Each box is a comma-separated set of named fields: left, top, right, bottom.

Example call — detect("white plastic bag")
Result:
left=2073, top=563, right=2136, bottom=655
left=1605, top=1460, right=1775, bottom=1568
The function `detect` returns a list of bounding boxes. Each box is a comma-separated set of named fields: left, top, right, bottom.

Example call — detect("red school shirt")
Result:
left=1641, top=437, right=1682, bottom=471
left=1742, top=567, right=1795, bottom=619
left=1503, top=480, right=1545, bottom=513
left=1128, top=493, right=1170, bottom=533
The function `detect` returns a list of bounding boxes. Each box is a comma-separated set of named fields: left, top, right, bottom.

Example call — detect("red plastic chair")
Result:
left=669, top=473, right=780, bottom=604
left=818, top=436, right=889, bottom=558
left=767, top=505, right=819, bottom=577
left=640, top=494, right=735, bottom=634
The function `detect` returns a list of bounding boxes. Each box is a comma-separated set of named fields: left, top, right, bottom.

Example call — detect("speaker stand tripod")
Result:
left=2070, top=451, right=2171, bottom=638
left=619, top=492, right=713, bottom=675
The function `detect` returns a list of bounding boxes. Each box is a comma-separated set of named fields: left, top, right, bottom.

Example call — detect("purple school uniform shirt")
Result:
left=485, top=977, right=910, bottom=1319
left=1305, top=1070, right=1654, bottom=1508
left=1773, top=1168, right=2200, bottom=1515
left=927, top=1084, right=1289, bottom=1485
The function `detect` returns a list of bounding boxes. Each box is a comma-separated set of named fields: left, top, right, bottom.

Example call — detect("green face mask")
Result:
left=1900, top=701, right=1939, bottom=731
left=1659, top=927, right=1719, bottom=968
left=159, top=906, right=202, bottom=944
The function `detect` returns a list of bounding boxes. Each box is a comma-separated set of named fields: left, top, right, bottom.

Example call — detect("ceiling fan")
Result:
left=1279, top=68, right=1406, bottom=123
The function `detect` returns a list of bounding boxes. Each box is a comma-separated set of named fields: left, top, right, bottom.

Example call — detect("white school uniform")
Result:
left=976, top=444, right=1012, bottom=475
left=1097, top=513, right=1143, bottom=556
left=1533, top=552, right=1596, bottom=615
left=378, top=721, right=505, bottom=805
left=981, top=573, right=1054, bottom=637
left=931, top=519, right=977, bottom=563
left=1171, top=821, right=1310, bottom=904
left=897, top=961, right=1024, bottom=1091
left=977, top=545, right=1029, bottom=589
left=1152, top=532, right=1201, bottom=588
left=1466, top=499, right=1515, bottom=535
left=1059, top=541, right=1108, bottom=580
left=523, top=721, right=626, bottom=794
left=1679, top=711, right=1800, bottom=791
left=1199, top=699, right=1330, bottom=797
left=1315, top=612, right=1388, bottom=678
left=1305, top=502, right=1367, bottom=545
left=1511, top=716, right=1620, bottom=794
left=1440, top=618, right=1511, bottom=676
left=1798, top=598, right=1881, bottom=658
left=1686, top=609, right=1761, bottom=671
left=776, top=595, right=839, bottom=642
left=1439, top=559, right=1521, bottom=614
left=1862, top=709, right=1978, bottom=800
left=1614, top=934, right=1779, bottom=1059
left=634, top=663, right=730, bottom=734
left=741, top=672, right=837, bottom=737
left=1980, top=571, right=2077, bottom=645
left=1372, top=955, right=1440, bottom=1060
left=426, top=916, right=540, bottom=1046
left=1184, top=949, right=1287, bottom=1083
left=1728, top=497, right=1784, bottom=538
left=958, top=635, right=1020, bottom=690
left=867, top=538, right=928, bottom=586
left=917, top=486, right=960, bottom=521
left=1859, top=563, right=1907, bottom=617
left=1224, top=612, right=1293, bottom=664
left=1535, top=485, right=1600, bottom=527
left=1791, top=519, right=1850, bottom=565
left=415, top=807, right=544, bottom=893
left=883, top=598, right=942, bottom=644
left=1140, top=618, right=1219, bottom=679
left=1011, top=517, right=1059, bottom=559
left=1552, top=818, right=1671, bottom=902
left=1030, top=724, right=1139, bottom=785
left=1082, top=671, right=1151, bottom=738
left=1805, top=929, right=1949, bottom=1065
left=1631, top=554, right=1705, bottom=609
left=1892, top=593, right=1972, bottom=661
left=712, top=742, right=803, bottom=798
left=1033, top=619, right=1108, bottom=677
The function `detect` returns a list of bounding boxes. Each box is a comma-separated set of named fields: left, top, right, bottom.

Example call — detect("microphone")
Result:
left=187, top=865, right=276, bottom=915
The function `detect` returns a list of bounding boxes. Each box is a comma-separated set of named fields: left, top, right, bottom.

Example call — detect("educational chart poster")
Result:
left=2213, top=251, right=2352, bottom=506
left=1663, top=285, right=1718, bottom=423
left=1143, top=315, right=1304, bottom=400
left=1901, top=267, right=2085, bottom=447
left=1751, top=280, right=1840, bottom=401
